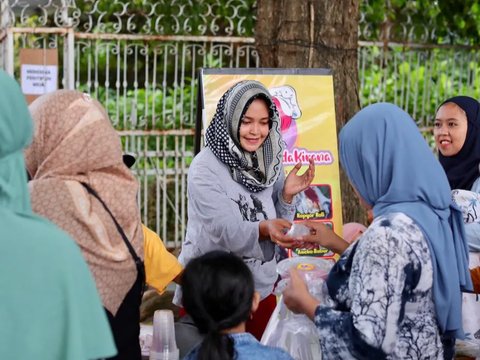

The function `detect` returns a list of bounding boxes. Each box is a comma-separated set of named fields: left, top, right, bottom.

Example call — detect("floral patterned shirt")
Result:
left=315, top=212, right=443, bottom=359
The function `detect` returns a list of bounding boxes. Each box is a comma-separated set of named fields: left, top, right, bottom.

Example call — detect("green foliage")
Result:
left=361, top=46, right=480, bottom=126
left=360, top=0, right=480, bottom=44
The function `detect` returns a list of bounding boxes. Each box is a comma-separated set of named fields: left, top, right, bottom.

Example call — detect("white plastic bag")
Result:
left=261, top=295, right=322, bottom=360
left=261, top=257, right=334, bottom=360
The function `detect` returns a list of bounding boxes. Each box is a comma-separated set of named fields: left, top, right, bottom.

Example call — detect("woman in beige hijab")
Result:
left=25, top=90, right=144, bottom=360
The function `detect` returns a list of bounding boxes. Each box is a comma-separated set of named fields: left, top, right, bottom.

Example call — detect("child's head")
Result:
left=182, top=251, right=259, bottom=360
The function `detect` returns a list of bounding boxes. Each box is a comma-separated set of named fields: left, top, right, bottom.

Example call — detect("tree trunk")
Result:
left=255, top=0, right=364, bottom=223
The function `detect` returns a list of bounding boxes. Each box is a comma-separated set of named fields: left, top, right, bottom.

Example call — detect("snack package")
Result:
left=287, top=222, right=337, bottom=259
left=285, top=223, right=311, bottom=238
left=261, top=257, right=334, bottom=360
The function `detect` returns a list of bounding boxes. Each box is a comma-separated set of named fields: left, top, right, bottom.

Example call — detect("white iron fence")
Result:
left=1, top=0, right=479, bottom=247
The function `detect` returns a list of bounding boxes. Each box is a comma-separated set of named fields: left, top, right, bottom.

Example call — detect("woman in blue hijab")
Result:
left=283, top=103, right=472, bottom=359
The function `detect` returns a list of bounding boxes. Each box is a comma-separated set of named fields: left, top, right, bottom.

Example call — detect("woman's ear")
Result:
left=251, top=291, right=261, bottom=313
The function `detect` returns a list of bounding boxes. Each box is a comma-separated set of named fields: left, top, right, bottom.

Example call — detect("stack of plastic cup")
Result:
left=149, top=310, right=179, bottom=360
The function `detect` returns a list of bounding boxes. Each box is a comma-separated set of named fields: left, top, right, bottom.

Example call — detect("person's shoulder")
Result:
left=189, top=148, right=228, bottom=181
left=363, top=212, right=427, bottom=252
left=142, top=224, right=160, bottom=242
left=10, top=212, right=93, bottom=280
left=258, top=344, right=294, bottom=359
left=369, top=212, right=417, bottom=233
left=5, top=211, right=77, bottom=252
left=191, top=147, right=215, bottom=165
left=233, top=333, right=293, bottom=359
left=249, top=343, right=293, bottom=359
left=189, top=148, right=217, bottom=171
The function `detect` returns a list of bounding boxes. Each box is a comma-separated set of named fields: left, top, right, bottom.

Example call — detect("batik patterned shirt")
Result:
left=315, top=212, right=443, bottom=359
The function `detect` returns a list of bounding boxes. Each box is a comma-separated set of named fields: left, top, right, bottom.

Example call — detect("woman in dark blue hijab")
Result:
left=434, top=96, right=480, bottom=342
left=283, top=103, right=472, bottom=360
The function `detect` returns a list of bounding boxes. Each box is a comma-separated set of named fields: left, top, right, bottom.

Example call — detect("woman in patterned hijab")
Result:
left=25, top=90, right=144, bottom=360
left=175, top=80, right=314, bottom=340
left=205, top=80, right=286, bottom=192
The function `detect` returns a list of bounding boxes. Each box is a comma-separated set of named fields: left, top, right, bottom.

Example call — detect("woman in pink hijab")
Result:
left=25, top=90, right=144, bottom=360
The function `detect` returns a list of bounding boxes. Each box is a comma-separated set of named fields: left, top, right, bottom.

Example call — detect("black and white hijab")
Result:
left=205, top=80, right=284, bottom=193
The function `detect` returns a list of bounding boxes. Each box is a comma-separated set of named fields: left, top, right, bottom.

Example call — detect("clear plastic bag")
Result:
left=261, top=257, right=334, bottom=360
left=285, top=223, right=311, bottom=238
left=261, top=297, right=322, bottom=360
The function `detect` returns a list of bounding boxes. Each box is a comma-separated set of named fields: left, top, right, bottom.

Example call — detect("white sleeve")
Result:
left=187, top=159, right=264, bottom=258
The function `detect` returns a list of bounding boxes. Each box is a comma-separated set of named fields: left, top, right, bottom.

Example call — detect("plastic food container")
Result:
left=276, top=256, right=333, bottom=280
left=275, top=257, right=334, bottom=297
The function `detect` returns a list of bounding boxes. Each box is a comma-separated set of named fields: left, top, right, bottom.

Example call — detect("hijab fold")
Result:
left=438, top=96, right=480, bottom=191
left=339, top=103, right=472, bottom=338
left=25, top=90, right=143, bottom=315
left=205, top=80, right=284, bottom=192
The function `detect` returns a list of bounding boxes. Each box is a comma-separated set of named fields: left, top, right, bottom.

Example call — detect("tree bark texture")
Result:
left=255, top=0, right=364, bottom=223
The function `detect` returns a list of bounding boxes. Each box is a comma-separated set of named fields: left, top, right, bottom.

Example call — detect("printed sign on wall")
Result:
left=197, top=68, right=342, bottom=259
left=19, top=49, right=58, bottom=104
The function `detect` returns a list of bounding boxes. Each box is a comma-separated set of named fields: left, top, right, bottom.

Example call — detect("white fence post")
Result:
left=62, top=0, right=75, bottom=90
left=1, top=0, right=13, bottom=75
left=64, top=27, right=75, bottom=89
left=5, top=28, right=13, bottom=76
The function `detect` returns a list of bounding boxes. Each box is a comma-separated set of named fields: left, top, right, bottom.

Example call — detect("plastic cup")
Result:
left=149, top=310, right=179, bottom=360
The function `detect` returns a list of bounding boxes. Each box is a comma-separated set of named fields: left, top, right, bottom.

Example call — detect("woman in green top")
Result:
left=0, top=70, right=117, bottom=360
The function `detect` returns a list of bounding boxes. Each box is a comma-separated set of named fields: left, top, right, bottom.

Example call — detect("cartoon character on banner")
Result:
left=270, top=85, right=302, bottom=151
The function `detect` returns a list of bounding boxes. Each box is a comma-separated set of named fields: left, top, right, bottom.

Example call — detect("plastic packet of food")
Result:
left=285, top=223, right=311, bottom=238
left=277, top=257, right=333, bottom=281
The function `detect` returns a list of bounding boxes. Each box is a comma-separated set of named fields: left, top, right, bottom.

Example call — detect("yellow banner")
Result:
left=201, top=69, right=342, bottom=259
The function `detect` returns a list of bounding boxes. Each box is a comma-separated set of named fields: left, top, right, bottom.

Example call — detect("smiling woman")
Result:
left=174, top=80, right=315, bottom=340
left=434, top=96, right=480, bottom=342
left=282, top=103, right=472, bottom=360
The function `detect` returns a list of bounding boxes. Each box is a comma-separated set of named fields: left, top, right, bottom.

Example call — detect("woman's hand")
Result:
left=259, top=219, right=296, bottom=248
left=297, top=220, right=350, bottom=255
left=282, top=158, right=315, bottom=203
left=283, top=268, right=320, bottom=320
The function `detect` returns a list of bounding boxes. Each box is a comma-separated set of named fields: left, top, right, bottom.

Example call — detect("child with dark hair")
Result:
left=182, top=251, right=293, bottom=360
